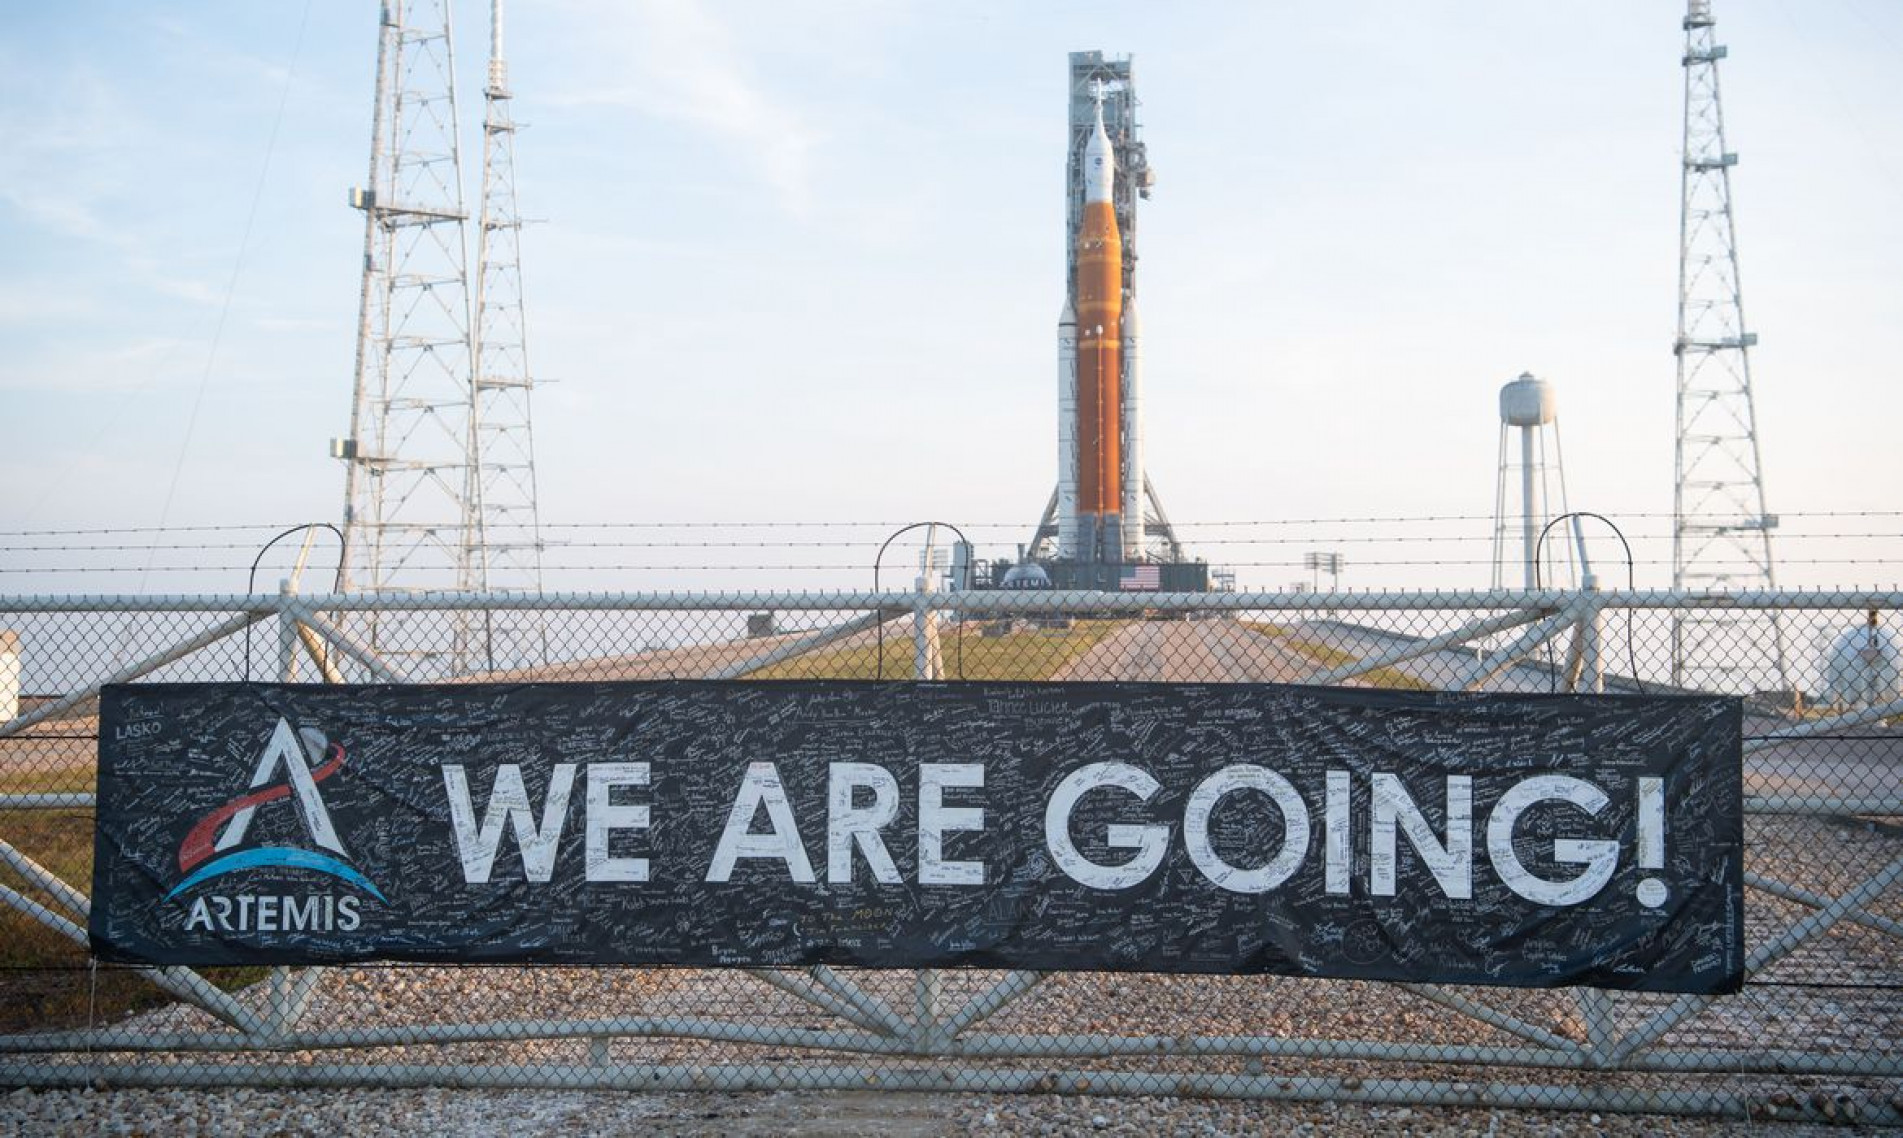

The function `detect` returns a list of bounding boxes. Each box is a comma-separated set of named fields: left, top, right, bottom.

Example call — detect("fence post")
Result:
left=914, top=526, right=943, bottom=682
left=911, top=530, right=945, bottom=1047
left=276, top=579, right=300, bottom=683
left=914, top=968, right=945, bottom=1052
left=1564, top=577, right=1603, bottom=694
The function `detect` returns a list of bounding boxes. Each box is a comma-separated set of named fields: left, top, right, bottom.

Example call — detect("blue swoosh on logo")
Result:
left=164, top=847, right=387, bottom=903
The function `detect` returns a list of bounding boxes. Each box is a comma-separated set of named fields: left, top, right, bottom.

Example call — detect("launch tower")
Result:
left=1671, top=0, right=1788, bottom=691
left=1026, top=52, right=1184, bottom=574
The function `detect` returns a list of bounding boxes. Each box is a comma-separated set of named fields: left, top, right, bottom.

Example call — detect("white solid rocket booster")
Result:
left=1057, top=302, right=1079, bottom=560
left=1120, top=298, right=1143, bottom=558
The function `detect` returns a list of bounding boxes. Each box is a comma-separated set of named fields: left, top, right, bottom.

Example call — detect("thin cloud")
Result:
left=0, top=283, right=98, bottom=326
left=0, top=336, right=202, bottom=394
left=0, top=57, right=224, bottom=306
left=546, top=0, right=820, bottom=211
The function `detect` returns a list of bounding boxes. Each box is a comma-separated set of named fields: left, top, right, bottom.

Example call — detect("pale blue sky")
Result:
left=1, top=1, right=1899, bottom=590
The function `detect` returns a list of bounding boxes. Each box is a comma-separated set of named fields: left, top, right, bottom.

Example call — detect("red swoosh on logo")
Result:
left=177, top=743, right=346, bottom=874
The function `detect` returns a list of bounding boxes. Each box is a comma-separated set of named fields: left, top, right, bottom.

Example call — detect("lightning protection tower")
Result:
left=469, top=0, right=548, bottom=666
left=336, top=0, right=479, bottom=669
left=1671, top=0, right=1788, bottom=692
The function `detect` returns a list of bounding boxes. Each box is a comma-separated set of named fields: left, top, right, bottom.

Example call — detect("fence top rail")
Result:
left=0, top=588, right=1899, bottom=614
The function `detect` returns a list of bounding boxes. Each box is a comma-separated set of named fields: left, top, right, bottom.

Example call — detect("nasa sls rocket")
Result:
left=1068, top=93, right=1125, bottom=563
left=1038, top=52, right=1180, bottom=575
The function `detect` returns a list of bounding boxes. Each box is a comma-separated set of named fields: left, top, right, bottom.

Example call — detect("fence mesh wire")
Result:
left=0, top=582, right=1897, bottom=1123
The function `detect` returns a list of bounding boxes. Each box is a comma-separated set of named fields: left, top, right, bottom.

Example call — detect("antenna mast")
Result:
left=1671, top=0, right=1788, bottom=692
left=471, top=0, right=547, bottom=627
left=337, top=0, right=480, bottom=618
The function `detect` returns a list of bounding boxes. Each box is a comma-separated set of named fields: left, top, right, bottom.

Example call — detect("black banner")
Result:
left=92, top=681, right=1743, bottom=992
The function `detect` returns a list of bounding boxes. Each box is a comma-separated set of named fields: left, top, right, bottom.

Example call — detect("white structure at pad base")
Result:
left=1819, top=612, right=1903, bottom=709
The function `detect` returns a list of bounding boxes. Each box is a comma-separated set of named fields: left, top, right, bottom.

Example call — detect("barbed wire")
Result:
left=5, top=531, right=1900, bottom=555
left=3, top=510, right=1902, bottom=539
left=3, top=557, right=1899, bottom=575
left=14, top=537, right=1903, bottom=557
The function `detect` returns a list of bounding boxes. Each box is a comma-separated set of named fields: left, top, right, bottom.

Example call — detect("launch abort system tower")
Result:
left=1025, top=52, right=1188, bottom=587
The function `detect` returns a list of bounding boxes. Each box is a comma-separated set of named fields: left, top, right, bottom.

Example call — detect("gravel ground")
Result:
left=0, top=1086, right=1864, bottom=1136
left=1, top=811, right=1896, bottom=1132
left=4, top=634, right=1898, bottom=1134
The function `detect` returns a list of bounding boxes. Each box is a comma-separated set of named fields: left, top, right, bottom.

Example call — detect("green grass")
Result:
left=749, top=620, right=1124, bottom=681
left=0, top=766, right=95, bottom=796
left=0, top=808, right=264, bottom=1032
left=1242, top=622, right=1434, bottom=691
left=0, top=725, right=97, bottom=795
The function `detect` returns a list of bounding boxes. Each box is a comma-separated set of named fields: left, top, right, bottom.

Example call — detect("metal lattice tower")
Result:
left=1671, top=0, right=1788, bottom=692
left=471, top=0, right=545, bottom=599
left=337, top=0, right=479, bottom=603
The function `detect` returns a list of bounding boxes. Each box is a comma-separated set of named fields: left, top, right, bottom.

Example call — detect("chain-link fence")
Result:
left=1, top=587, right=1898, bottom=1123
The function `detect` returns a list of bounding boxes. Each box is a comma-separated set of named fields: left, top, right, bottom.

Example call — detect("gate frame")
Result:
left=0, top=586, right=1897, bottom=1124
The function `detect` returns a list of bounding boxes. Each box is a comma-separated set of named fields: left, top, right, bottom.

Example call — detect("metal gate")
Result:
left=1, top=587, right=1897, bottom=1123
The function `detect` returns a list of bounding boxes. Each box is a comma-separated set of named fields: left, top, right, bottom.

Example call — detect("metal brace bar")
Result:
left=4, top=1018, right=1897, bottom=1079
left=940, top=970, right=1043, bottom=1037
left=0, top=794, right=93, bottom=809
left=1745, top=692, right=1903, bottom=754
left=290, top=609, right=415, bottom=683
left=804, top=965, right=912, bottom=1038
left=0, top=883, right=83, bottom=940
left=1575, top=988, right=1615, bottom=1062
left=947, top=1033, right=1903, bottom=1075
left=0, top=884, right=265, bottom=1035
left=1612, top=849, right=1903, bottom=1062
left=1459, top=607, right=1578, bottom=691
left=1746, top=795, right=1903, bottom=815
left=742, top=969, right=902, bottom=1038
left=1744, top=853, right=1903, bottom=981
left=905, top=550, right=943, bottom=1064
left=0, top=1018, right=901, bottom=1055
left=0, top=610, right=269, bottom=741
left=265, top=970, right=294, bottom=1036
left=1304, top=608, right=1552, bottom=686
left=262, top=967, right=325, bottom=1040
left=1747, top=870, right=1903, bottom=940
left=1564, top=594, right=1605, bottom=694
left=294, top=623, right=346, bottom=685
left=912, top=968, right=944, bottom=1050
left=0, top=836, right=90, bottom=921
left=709, top=610, right=899, bottom=680
left=276, top=586, right=300, bottom=683
left=1397, top=984, right=1585, bottom=1054
left=2, top=586, right=1899, bottom=614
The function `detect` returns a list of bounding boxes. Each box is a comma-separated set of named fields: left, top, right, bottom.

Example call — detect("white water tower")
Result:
left=1819, top=611, right=1903, bottom=709
left=1492, top=373, right=1576, bottom=589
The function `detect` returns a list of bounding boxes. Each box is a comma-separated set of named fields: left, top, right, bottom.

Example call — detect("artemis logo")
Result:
left=163, top=718, right=386, bottom=903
